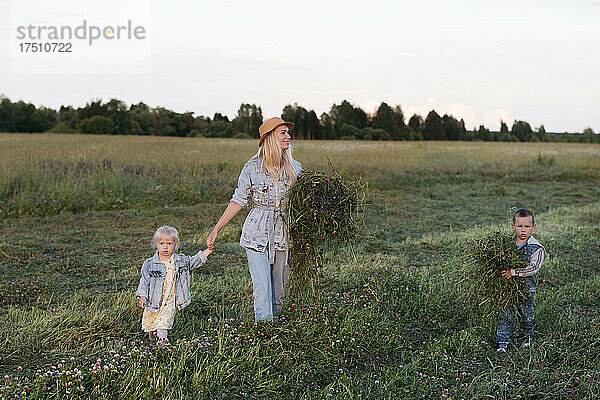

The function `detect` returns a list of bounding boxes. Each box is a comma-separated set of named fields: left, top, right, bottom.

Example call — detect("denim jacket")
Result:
left=514, top=235, right=546, bottom=293
left=230, top=156, right=302, bottom=262
left=135, top=251, right=207, bottom=313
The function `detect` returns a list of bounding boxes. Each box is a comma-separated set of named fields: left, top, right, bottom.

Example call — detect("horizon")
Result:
left=0, top=93, right=591, bottom=134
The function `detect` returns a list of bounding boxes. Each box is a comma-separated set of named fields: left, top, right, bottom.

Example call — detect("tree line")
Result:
left=0, top=95, right=597, bottom=143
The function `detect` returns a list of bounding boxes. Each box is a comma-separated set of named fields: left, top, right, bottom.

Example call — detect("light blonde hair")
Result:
left=256, top=129, right=298, bottom=185
left=152, top=226, right=180, bottom=249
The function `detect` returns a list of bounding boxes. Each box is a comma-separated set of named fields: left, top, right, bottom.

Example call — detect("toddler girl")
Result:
left=135, top=226, right=213, bottom=342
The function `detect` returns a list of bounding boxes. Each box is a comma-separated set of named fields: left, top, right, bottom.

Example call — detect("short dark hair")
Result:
left=513, top=208, right=535, bottom=225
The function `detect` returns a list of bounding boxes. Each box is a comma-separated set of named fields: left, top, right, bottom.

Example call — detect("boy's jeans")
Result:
left=496, top=292, right=535, bottom=348
left=246, top=246, right=287, bottom=322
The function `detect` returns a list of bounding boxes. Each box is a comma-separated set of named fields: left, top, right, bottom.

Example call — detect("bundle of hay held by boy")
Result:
left=287, top=169, right=364, bottom=299
left=467, top=231, right=530, bottom=320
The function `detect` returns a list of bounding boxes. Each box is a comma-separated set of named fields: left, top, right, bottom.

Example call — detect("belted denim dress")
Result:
left=231, top=156, right=302, bottom=320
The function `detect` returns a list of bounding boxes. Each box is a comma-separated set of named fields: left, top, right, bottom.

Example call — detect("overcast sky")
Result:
left=1, top=0, right=598, bottom=132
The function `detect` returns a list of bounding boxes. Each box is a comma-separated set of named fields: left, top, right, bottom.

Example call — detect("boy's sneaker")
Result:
left=497, top=347, right=507, bottom=353
left=521, top=338, right=532, bottom=349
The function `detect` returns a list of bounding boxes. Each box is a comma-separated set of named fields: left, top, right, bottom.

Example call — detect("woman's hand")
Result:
left=207, top=230, right=218, bottom=249
left=207, top=201, right=242, bottom=249
left=139, top=296, right=147, bottom=309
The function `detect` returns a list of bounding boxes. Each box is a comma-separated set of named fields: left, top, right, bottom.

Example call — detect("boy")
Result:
left=497, top=208, right=546, bottom=352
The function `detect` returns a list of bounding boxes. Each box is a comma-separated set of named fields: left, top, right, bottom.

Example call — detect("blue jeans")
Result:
left=496, top=290, right=536, bottom=348
left=246, top=246, right=288, bottom=322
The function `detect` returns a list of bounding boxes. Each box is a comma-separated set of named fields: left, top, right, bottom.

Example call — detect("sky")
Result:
left=0, top=0, right=599, bottom=132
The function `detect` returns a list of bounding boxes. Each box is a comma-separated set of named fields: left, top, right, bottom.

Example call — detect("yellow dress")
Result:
left=141, top=255, right=177, bottom=332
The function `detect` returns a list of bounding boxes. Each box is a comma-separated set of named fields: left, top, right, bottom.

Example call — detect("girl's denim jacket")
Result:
left=230, top=156, right=302, bottom=263
left=135, top=251, right=207, bottom=313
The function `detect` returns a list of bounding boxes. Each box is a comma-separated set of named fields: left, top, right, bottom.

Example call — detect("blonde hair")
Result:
left=152, top=226, right=180, bottom=248
left=256, top=130, right=298, bottom=185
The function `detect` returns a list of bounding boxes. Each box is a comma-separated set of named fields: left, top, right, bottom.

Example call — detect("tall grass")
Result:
left=2, top=134, right=600, bottom=218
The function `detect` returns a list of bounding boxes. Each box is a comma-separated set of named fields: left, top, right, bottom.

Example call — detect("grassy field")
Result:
left=1, top=133, right=599, bottom=399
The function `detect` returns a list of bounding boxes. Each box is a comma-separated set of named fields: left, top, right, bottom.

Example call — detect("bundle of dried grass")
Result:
left=287, top=170, right=364, bottom=299
left=467, top=231, right=530, bottom=319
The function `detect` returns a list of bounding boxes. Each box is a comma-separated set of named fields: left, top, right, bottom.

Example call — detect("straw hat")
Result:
left=258, top=117, right=294, bottom=146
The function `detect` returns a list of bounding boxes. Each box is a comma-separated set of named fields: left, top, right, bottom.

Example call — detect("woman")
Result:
left=207, top=117, right=302, bottom=321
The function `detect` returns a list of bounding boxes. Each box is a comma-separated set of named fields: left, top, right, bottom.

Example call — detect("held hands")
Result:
left=204, top=230, right=216, bottom=258
left=501, top=269, right=513, bottom=279
left=139, top=296, right=146, bottom=309
left=206, top=230, right=218, bottom=250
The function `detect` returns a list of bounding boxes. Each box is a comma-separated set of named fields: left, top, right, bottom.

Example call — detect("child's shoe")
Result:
left=521, top=338, right=532, bottom=349
left=497, top=346, right=507, bottom=353
left=148, top=331, right=157, bottom=344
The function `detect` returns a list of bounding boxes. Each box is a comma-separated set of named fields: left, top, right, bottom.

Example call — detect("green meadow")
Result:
left=1, top=133, right=599, bottom=399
